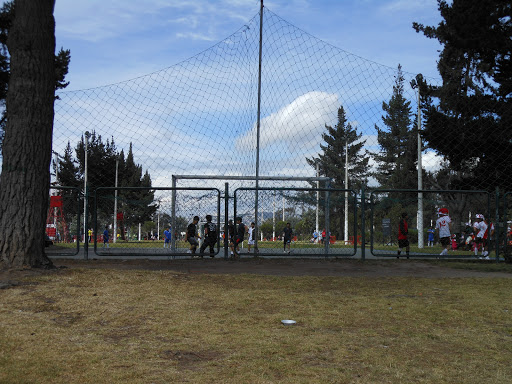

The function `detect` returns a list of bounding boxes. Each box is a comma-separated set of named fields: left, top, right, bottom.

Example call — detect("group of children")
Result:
left=183, top=215, right=218, bottom=258
left=181, top=216, right=249, bottom=259
left=398, top=208, right=493, bottom=259
left=181, top=216, right=294, bottom=259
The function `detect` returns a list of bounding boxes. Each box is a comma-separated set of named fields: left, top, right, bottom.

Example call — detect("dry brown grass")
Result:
left=1, top=268, right=511, bottom=383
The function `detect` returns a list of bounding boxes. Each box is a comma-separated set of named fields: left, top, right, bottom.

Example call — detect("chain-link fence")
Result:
left=44, top=6, right=511, bottom=262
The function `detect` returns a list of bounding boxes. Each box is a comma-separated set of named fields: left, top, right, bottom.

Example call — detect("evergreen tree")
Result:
left=306, top=105, right=370, bottom=239
left=0, top=0, right=70, bottom=154
left=413, top=0, right=512, bottom=191
left=118, top=143, right=158, bottom=228
left=56, top=138, right=157, bottom=239
left=52, top=142, right=80, bottom=237
left=374, top=65, right=417, bottom=190
left=307, top=105, right=370, bottom=190
left=0, top=0, right=56, bottom=268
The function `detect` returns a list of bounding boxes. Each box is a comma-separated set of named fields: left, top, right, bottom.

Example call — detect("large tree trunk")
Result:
left=0, top=0, right=56, bottom=269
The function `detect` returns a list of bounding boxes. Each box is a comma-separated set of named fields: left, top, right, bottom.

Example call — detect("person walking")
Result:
left=232, top=217, right=247, bottom=259
left=200, top=215, right=217, bottom=258
left=186, top=216, right=200, bottom=255
left=473, top=214, right=488, bottom=259
left=427, top=226, right=435, bottom=247
left=436, top=208, right=452, bottom=257
left=283, top=222, right=293, bottom=254
left=227, top=219, right=235, bottom=257
left=397, top=213, right=410, bottom=259
left=103, top=226, right=110, bottom=248
left=247, top=222, right=256, bottom=254
left=163, top=226, right=172, bottom=249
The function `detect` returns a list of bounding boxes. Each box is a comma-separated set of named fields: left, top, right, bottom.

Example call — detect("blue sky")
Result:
left=54, top=0, right=443, bottom=92
left=44, top=0, right=448, bottom=195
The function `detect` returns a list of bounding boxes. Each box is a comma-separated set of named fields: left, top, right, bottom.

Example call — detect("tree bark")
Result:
left=0, top=0, right=56, bottom=269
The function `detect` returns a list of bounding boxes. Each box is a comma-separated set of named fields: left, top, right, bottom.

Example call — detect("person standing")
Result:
left=227, top=219, right=235, bottom=257
left=200, top=215, right=217, bottom=258
left=436, top=208, right=452, bottom=257
left=397, top=213, right=409, bottom=259
left=164, top=226, right=173, bottom=249
left=247, top=222, right=256, bottom=254
left=473, top=214, right=488, bottom=259
left=483, top=218, right=494, bottom=259
left=186, top=216, right=200, bottom=255
left=427, top=226, right=435, bottom=247
left=103, top=226, right=109, bottom=248
left=232, top=217, right=247, bottom=259
left=283, top=222, right=293, bottom=254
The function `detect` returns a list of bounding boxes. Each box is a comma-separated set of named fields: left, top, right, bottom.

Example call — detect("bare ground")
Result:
left=1, top=257, right=511, bottom=289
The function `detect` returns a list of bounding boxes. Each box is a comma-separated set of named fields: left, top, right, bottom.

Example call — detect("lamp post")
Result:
left=83, top=131, right=90, bottom=257
left=113, top=157, right=119, bottom=243
left=410, top=76, right=424, bottom=249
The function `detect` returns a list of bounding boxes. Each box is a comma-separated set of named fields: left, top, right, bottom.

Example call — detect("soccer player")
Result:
left=436, top=208, right=452, bottom=257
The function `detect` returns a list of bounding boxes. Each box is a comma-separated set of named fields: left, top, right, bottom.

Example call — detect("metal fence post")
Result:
left=83, top=187, right=89, bottom=260
left=324, top=181, right=330, bottom=258
left=171, top=176, right=176, bottom=258
left=361, top=187, right=366, bottom=261
left=495, top=187, right=500, bottom=263
left=224, top=183, right=229, bottom=259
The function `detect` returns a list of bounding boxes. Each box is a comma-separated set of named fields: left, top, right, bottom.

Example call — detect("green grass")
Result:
left=1, top=267, right=511, bottom=383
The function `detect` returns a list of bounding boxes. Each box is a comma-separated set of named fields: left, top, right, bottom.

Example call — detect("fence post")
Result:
left=361, top=187, right=366, bottom=261
left=171, top=176, right=176, bottom=258
left=495, top=187, right=500, bottom=263
left=83, top=186, right=88, bottom=260
left=224, top=183, right=229, bottom=259
left=324, top=181, right=330, bottom=258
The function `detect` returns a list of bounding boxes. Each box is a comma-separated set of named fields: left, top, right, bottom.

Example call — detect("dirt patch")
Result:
left=1, top=258, right=510, bottom=287
left=0, top=266, right=63, bottom=289
left=160, top=349, right=220, bottom=370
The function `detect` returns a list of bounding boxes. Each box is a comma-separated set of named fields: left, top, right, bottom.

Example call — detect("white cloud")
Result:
left=176, top=32, right=218, bottom=42
left=380, top=0, right=436, bottom=14
left=235, top=91, right=339, bottom=151
left=422, top=150, right=443, bottom=172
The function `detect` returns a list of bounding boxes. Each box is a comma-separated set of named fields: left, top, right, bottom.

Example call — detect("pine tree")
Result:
left=307, top=105, right=370, bottom=190
left=0, top=1, right=70, bottom=155
left=413, top=0, right=512, bottom=191
left=306, top=105, right=371, bottom=239
left=0, top=0, right=56, bottom=268
left=118, top=143, right=158, bottom=229
left=52, top=142, right=80, bottom=236
left=374, top=65, right=417, bottom=190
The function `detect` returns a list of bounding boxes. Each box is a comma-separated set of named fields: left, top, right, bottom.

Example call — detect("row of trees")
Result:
left=303, top=64, right=419, bottom=240
left=0, top=0, right=509, bottom=267
left=55, top=133, right=158, bottom=239
left=305, top=0, right=511, bottom=241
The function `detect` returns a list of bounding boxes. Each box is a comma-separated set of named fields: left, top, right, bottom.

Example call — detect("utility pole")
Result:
left=411, top=76, right=424, bottom=248
left=254, top=0, right=264, bottom=252
left=113, top=157, right=119, bottom=243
